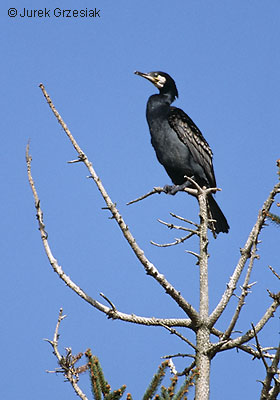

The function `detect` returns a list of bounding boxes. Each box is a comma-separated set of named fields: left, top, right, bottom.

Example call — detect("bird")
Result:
left=134, top=70, right=229, bottom=234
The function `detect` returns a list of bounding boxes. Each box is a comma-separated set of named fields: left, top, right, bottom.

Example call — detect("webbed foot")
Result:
left=163, top=180, right=193, bottom=195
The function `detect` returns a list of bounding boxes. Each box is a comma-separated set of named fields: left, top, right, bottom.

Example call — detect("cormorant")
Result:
left=134, top=70, right=229, bottom=234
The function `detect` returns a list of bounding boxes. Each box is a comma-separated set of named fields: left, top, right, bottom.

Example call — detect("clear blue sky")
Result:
left=1, top=1, right=280, bottom=398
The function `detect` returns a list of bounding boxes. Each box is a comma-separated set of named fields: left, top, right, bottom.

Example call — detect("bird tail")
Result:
left=207, top=194, right=229, bottom=234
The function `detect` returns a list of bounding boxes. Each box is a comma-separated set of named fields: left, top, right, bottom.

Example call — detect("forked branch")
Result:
left=209, top=177, right=280, bottom=327
left=45, top=308, right=88, bottom=400
left=29, top=84, right=200, bottom=324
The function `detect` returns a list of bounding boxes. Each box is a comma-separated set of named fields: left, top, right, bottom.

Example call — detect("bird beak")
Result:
left=134, top=71, right=157, bottom=84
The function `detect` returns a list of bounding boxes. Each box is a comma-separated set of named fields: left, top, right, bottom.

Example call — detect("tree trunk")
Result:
left=195, top=189, right=211, bottom=399
left=195, top=326, right=211, bottom=399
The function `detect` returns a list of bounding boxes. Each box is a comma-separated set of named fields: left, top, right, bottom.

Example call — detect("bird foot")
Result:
left=163, top=185, right=178, bottom=195
left=163, top=182, right=191, bottom=195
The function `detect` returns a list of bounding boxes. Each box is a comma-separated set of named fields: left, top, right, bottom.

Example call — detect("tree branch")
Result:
left=251, top=324, right=280, bottom=400
left=216, top=293, right=280, bottom=351
left=251, top=323, right=269, bottom=370
left=37, top=83, right=200, bottom=324
left=221, top=240, right=259, bottom=340
left=45, top=308, right=88, bottom=400
left=209, top=178, right=280, bottom=327
left=150, top=214, right=199, bottom=247
left=260, top=341, right=280, bottom=400
left=127, top=187, right=167, bottom=205
left=269, top=265, right=280, bottom=281
left=170, top=213, right=200, bottom=228
left=159, top=322, right=197, bottom=350
left=127, top=186, right=198, bottom=206
left=151, top=233, right=196, bottom=247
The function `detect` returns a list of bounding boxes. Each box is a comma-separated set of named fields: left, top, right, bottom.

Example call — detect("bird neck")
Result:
left=146, top=93, right=174, bottom=118
left=160, top=91, right=176, bottom=105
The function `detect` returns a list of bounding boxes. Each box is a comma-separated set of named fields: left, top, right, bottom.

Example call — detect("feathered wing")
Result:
left=168, top=107, right=229, bottom=234
left=168, top=107, right=216, bottom=187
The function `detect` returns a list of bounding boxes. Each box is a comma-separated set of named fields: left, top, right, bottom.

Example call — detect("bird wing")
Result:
left=168, top=107, right=216, bottom=187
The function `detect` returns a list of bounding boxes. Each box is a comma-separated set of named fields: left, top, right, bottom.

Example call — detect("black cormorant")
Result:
left=134, top=70, right=229, bottom=234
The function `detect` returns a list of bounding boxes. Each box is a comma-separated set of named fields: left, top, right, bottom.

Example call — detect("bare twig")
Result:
left=150, top=217, right=198, bottom=247
left=208, top=327, right=276, bottom=361
left=45, top=309, right=88, bottom=400
left=260, top=342, right=280, bottom=399
left=157, top=218, right=199, bottom=234
left=170, top=213, right=200, bottom=228
left=161, top=353, right=196, bottom=360
left=216, top=293, right=280, bottom=352
left=186, top=250, right=200, bottom=261
left=221, top=241, right=259, bottom=340
left=177, top=361, right=196, bottom=377
left=127, top=187, right=165, bottom=205
left=151, top=233, right=195, bottom=247
left=100, top=292, right=117, bottom=312
left=44, top=308, right=66, bottom=361
left=159, top=322, right=197, bottom=350
left=251, top=324, right=269, bottom=369
left=269, top=265, right=280, bottom=281
left=127, top=185, right=198, bottom=206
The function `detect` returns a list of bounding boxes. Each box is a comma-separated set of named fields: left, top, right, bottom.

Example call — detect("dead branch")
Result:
left=159, top=322, right=197, bottom=350
left=127, top=186, right=198, bottom=206
left=260, top=342, right=280, bottom=400
left=127, top=186, right=167, bottom=205
left=45, top=308, right=88, bottom=400
left=37, top=83, right=200, bottom=324
left=151, top=233, right=196, bottom=247
left=27, top=145, right=196, bottom=329
left=161, top=353, right=196, bottom=360
left=150, top=216, right=198, bottom=247
left=209, top=179, right=280, bottom=328
left=157, top=218, right=199, bottom=235
left=269, top=265, right=280, bottom=281
left=215, top=292, right=280, bottom=352
left=251, top=323, right=280, bottom=400
left=252, top=324, right=269, bottom=370
left=221, top=241, right=259, bottom=340
left=170, top=213, right=200, bottom=228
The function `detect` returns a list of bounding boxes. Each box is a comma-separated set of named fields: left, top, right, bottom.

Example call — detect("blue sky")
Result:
left=1, top=1, right=280, bottom=398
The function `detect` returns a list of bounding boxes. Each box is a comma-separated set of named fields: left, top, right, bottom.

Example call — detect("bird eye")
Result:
left=153, top=73, right=158, bottom=77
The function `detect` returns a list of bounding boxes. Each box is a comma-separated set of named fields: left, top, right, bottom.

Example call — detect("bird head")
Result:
left=134, top=71, right=178, bottom=98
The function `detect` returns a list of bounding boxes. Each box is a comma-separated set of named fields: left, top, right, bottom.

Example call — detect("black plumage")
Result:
left=135, top=70, right=229, bottom=234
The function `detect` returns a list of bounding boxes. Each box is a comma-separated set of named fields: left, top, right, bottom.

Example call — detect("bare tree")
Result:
left=26, top=84, right=280, bottom=399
